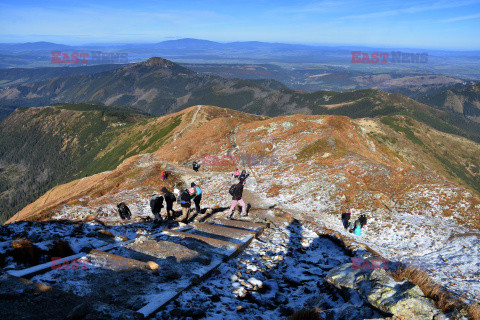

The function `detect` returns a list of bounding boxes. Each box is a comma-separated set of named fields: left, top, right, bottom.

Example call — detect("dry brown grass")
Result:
left=468, top=303, right=480, bottom=320
left=267, top=184, right=282, bottom=197
left=390, top=264, right=462, bottom=313
left=11, top=238, right=43, bottom=265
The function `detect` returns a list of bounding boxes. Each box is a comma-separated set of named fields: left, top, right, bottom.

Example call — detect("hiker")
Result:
left=359, top=214, right=367, bottom=228
left=349, top=217, right=365, bottom=235
left=150, top=194, right=164, bottom=223
left=117, top=202, right=131, bottom=220
left=192, top=161, right=201, bottom=172
left=227, top=178, right=247, bottom=219
left=341, top=212, right=351, bottom=230
left=239, top=169, right=249, bottom=181
left=160, top=170, right=167, bottom=181
left=354, top=219, right=362, bottom=236
left=191, top=182, right=202, bottom=214
left=161, top=187, right=176, bottom=220
left=177, top=187, right=195, bottom=222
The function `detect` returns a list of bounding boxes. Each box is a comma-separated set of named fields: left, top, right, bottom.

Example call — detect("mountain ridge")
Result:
left=2, top=57, right=480, bottom=144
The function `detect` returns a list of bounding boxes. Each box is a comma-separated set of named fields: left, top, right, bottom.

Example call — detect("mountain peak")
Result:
left=143, top=57, right=175, bottom=68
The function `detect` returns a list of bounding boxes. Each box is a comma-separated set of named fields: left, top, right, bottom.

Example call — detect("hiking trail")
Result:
left=173, top=105, right=201, bottom=141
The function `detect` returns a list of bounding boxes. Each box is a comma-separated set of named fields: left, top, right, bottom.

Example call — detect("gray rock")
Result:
left=363, top=269, right=437, bottom=319
left=326, top=264, right=440, bottom=320
left=325, top=263, right=371, bottom=290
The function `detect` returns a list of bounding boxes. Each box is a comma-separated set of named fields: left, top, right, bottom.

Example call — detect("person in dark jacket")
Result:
left=227, top=179, right=247, bottom=219
left=239, top=169, right=249, bottom=181
left=177, top=187, right=194, bottom=222
left=117, top=202, right=131, bottom=220
left=341, top=212, right=351, bottom=230
left=359, top=214, right=367, bottom=228
left=150, top=194, right=164, bottom=223
left=161, top=187, right=176, bottom=220
left=192, top=161, right=201, bottom=172
left=191, top=182, right=202, bottom=214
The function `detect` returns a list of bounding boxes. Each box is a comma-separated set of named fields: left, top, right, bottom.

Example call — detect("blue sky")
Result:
left=0, top=0, right=479, bottom=49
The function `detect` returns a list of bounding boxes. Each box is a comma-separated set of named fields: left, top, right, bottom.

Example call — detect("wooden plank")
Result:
left=138, top=229, right=256, bottom=318
left=6, top=241, right=134, bottom=278
left=162, top=229, right=241, bottom=255
left=192, top=222, right=257, bottom=240
left=137, top=258, right=223, bottom=318
left=86, top=249, right=158, bottom=272
left=212, top=218, right=266, bottom=237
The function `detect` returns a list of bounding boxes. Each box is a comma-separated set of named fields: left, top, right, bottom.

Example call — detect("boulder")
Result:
left=326, top=263, right=440, bottom=320
left=325, top=263, right=371, bottom=290
left=361, top=269, right=437, bottom=319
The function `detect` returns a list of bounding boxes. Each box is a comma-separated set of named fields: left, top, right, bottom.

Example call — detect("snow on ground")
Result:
left=13, top=155, right=479, bottom=305
left=240, top=163, right=480, bottom=303
left=155, top=221, right=384, bottom=320
left=170, top=161, right=480, bottom=303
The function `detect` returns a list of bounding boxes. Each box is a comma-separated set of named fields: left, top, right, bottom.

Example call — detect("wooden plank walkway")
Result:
left=4, top=218, right=266, bottom=319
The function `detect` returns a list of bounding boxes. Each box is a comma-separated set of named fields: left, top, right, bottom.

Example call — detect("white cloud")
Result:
left=441, top=13, right=480, bottom=22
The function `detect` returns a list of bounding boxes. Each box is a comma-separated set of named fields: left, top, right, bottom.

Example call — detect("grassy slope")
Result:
left=359, top=115, right=480, bottom=195
left=0, top=103, right=182, bottom=223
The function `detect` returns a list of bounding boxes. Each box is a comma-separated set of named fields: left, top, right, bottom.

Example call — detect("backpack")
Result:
left=229, top=184, right=236, bottom=196
left=117, top=202, right=131, bottom=220
left=150, top=195, right=164, bottom=214
left=195, top=186, right=202, bottom=195
left=354, top=224, right=362, bottom=236
left=359, top=214, right=367, bottom=227
left=166, top=191, right=176, bottom=203
left=177, top=189, right=189, bottom=204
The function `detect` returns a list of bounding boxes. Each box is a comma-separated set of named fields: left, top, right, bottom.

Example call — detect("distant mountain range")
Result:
left=1, top=39, right=479, bottom=80
left=1, top=57, right=480, bottom=143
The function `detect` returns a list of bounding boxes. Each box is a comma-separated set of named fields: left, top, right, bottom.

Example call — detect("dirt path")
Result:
left=173, top=105, right=202, bottom=141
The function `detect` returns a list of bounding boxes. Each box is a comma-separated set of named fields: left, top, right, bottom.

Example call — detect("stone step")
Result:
left=187, top=224, right=256, bottom=262
left=191, top=222, right=257, bottom=242
left=124, top=238, right=212, bottom=265
left=192, top=222, right=256, bottom=243
left=137, top=258, right=224, bottom=318
left=162, top=229, right=242, bottom=256
left=212, top=218, right=266, bottom=237
left=138, top=225, right=256, bottom=318
left=87, top=249, right=159, bottom=272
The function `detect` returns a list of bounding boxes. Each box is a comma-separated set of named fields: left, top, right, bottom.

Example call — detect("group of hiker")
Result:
left=341, top=212, right=367, bottom=235
left=117, top=160, right=368, bottom=236
left=147, top=183, right=203, bottom=224
left=138, top=163, right=249, bottom=224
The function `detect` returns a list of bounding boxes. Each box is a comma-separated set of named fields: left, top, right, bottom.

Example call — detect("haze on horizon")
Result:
left=0, top=0, right=479, bottom=50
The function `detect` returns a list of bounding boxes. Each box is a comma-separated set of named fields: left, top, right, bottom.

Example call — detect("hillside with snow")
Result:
left=2, top=105, right=480, bottom=319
